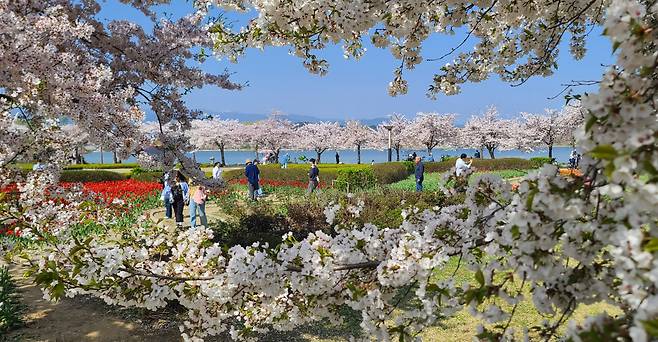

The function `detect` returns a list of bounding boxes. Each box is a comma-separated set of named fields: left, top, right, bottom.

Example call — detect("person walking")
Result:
left=281, top=153, right=290, bottom=169
left=306, top=158, right=320, bottom=194
left=212, top=162, right=223, bottom=180
left=569, top=149, right=578, bottom=168
left=335, top=151, right=340, bottom=164
left=474, top=150, right=481, bottom=159
left=189, top=185, right=208, bottom=227
left=245, top=159, right=260, bottom=201
left=161, top=174, right=173, bottom=219
left=254, top=160, right=264, bottom=197
left=170, top=171, right=189, bottom=227
left=455, top=153, right=473, bottom=176
left=414, top=156, right=424, bottom=192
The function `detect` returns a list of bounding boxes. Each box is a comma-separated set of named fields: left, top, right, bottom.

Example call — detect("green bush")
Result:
left=224, top=163, right=407, bottom=187
left=59, top=170, right=126, bottom=182
left=424, top=158, right=535, bottom=173
left=372, top=163, right=411, bottom=184
left=335, top=189, right=464, bottom=229
left=334, top=168, right=377, bottom=191
left=401, top=161, right=415, bottom=174
left=0, top=266, right=24, bottom=333
left=64, top=163, right=139, bottom=170
left=130, top=171, right=164, bottom=182
left=529, top=157, right=553, bottom=168
left=223, top=165, right=343, bottom=184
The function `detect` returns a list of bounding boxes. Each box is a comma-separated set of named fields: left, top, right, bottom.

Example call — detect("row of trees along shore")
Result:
left=175, top=104, right=583, bottom=165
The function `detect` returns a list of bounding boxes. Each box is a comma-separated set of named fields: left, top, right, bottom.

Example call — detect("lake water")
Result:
left=84, top=146, right=574, bottom=165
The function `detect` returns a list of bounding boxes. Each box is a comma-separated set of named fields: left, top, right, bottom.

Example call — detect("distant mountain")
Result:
left=202, top=110, right=389, bottom=126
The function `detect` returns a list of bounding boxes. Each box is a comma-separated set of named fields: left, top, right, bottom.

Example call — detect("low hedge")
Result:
left=372, top=163, right=411, bottom=184
left=529, top=157, right=553, bottom=168
left=223, top=163, right=409, bottom=187
left=223, top=165, right=343, bottom=184
left=59, top=170, right=127, bottom=182
left=64, top=163, right=139, bottom=170
left=424, top=158, right=535, bottom=173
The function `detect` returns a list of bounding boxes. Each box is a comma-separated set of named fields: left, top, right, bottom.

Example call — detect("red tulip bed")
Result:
left=0, top=179, right=162, bottom=238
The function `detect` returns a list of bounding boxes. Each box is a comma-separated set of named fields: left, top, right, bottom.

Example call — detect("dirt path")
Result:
left=3, top=199, right=237, bottom=342
left=3, top=263, right=181, bottom=342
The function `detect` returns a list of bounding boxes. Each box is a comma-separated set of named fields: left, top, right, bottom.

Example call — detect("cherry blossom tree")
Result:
left=293, top=121, right=342, bottom=163
left=341, top=120, right=377, bottom=164
left=0, top=0, right=240, bottom=186
left=462, top=107, right=519, bottom=159
left=409, top=112, right=457, bottom=157
left=189, top=118, right=241, bottom=165
left=521, top=103, right=585, bottom=159
left=377, top=113, right=412, bottom=161
left=248, top=113, right=295, bottom=163
left=3, top=1, right=658, bottom=341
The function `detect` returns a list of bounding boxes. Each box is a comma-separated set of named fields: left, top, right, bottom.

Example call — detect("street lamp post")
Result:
left=383, top=125, right=393, bottom=162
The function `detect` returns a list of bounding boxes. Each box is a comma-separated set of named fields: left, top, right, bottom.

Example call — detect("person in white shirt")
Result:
left=455, top=153, right=472, bottom=176
left=212, top=162, right=223, bottom=180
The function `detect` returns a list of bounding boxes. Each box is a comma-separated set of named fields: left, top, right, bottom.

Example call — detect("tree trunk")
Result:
left=487, top=147, right=495, bottom=159
left=316, top=151, right=322, bottom=163
left=395, top=148, right=400, bottom=161
left=480, top=147, right=484, bottom=159
left=99, top=146, right=104, bottom=164
left=548, top=145, right=553, bottom=159
left=220, top=144, right=226, bottom=166
left=112, top=150, right=119, bottom=164
left=74, top=147, right=83, bottom=164
left=357, top=145, right=361, bottom=164
left=274, top=149, right=280, bottom=164
left=427, top=146, right=432, bottom=155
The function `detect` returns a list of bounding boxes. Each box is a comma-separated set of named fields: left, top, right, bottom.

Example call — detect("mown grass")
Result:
left=388, top=169, right=534, bottom=192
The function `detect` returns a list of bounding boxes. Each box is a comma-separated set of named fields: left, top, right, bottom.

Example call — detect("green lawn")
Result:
left=389, top=169, right=534, bottom=192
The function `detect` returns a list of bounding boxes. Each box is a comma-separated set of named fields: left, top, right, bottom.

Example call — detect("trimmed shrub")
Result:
left=372, top=163, right=411, bottom=184
left=130, top=171, right=164, bottom=183
left=0, top=266, right=24, bottom=333
left=334, top=168, right=377, bottom=191
left=64, top=163, right=139, bottom=170
left=59, top=170, right=126, bottom=182
left=223, top=165, right=343, bottom=184
left=530, top=157, right=553, bottom=168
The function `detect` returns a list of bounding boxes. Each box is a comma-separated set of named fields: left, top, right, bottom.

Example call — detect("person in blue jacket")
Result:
left=161, top=172, right=172, bottom=219
left=281, top=153, right=290, bottom=169
left=414, top=156, right=424, bottom=192
left=245, top=159, right=260, bottom=201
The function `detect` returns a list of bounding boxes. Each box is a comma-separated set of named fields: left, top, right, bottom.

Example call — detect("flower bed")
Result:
left=66, top=179, right=162, bottom=203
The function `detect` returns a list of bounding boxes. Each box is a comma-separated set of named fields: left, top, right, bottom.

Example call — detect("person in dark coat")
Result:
left=414, top=156, right=424, bottom=192
left=169, top=171, right=189, bottom=227
left=245, top=159, right=260, bottom=201
left=335, top=152, right=340, bottom=164
left=307, top=158, right=320, bottom=194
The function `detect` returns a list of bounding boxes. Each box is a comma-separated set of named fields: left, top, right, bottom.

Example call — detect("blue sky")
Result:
left=100, top=1, right=614, bottom=122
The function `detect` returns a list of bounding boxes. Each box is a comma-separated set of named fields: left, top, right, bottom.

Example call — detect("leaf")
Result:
left=475, top=269, right=485, bottom=287
left=52, top=281, right=66, bottom=300
left=525, top=189, right=537, bottom=211
left=644, top=238, right=658, bottom=253
left=612, top=41, right=621, bottom=53
left=585, top=115, right=598, bottom=132
left=589, top=145, right=618, bottom=161
left=641, top=318, right=658, bottom=338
